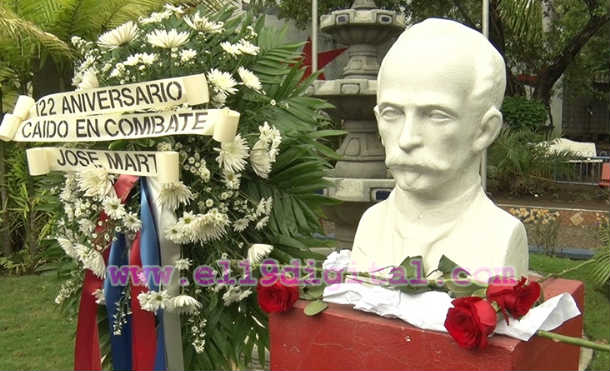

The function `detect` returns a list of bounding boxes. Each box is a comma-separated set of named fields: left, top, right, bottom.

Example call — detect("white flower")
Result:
left=147, top=29, right=189, bottom=49
left=174, top=258, right=192, bottom=271
left=78, top=218, right=96, bottom=235
left=222, top=170, right=240, bottom=190
left=92, top=289, right=105, bottom=305
left=247, top=244, right=273, bottom=265
left=255, top=197, right=273, bottom=217
left=184, top=12, right=223, bottom=33
left=237, top=67, right=262, bottom=91
left=259, top=122, right=282, bottom=151
left=102, top=195, right=126, bottom=220
left=207, top=69, right=238, bottom=95
left=124, top=212, right=142, bottom=232
left=78, top=69, right=99, bottom=90
left=140, top=53, right=157, bottom=65
left=237, top=39, right=259, bottom=55
left=215, top=134, right=249, bottom=173
left=159, top=181, right=194, bottom=211
left=180, top=49, right=197, bottom=62
left=78, top=168, right=113, bottom=199
left=255, top=216, right=269, bottom=230
left=233, top=217, right=249, bottom=232
left=322, top=249, right=352, bottom=271
left=220, top=41, right=241, bottom=56
left=250, top=140, right=272, bottom=178
left=82, top=249, right=106, bottom=279
left=222, top=286, right=250, bottom=306
left=211, top=92, right=227, bottom=107
left=168, top=294, right=201, bottom=314
left=139, top=10, right=172, bottom=24
left=138, top=290, right=170, bottom=312
left=98, top=21, right=138, bottom=49
left=57, top=238, right=78, bottom=259
left=190, top=209, right=230, bottom=243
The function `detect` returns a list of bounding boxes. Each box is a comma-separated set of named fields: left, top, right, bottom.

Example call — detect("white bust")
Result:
left=351, top=18, right=528, bottom=281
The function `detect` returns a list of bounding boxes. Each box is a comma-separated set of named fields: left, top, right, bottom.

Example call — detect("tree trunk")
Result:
left=489, top=0, right=525, bottom=97
left=533, top=13, right=610, bottom=107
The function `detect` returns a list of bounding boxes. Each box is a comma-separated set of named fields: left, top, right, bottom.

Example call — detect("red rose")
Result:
left=444, top=297, right=497, bottom=349
left=256, top=281, right=299, bottom=313
left=486, top=276, right=541, bottom=322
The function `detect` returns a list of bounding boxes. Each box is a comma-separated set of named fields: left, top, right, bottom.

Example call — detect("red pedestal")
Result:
left=270, top=278, right=584, bottom=371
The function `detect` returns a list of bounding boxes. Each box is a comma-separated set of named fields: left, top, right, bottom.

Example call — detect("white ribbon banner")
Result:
left=3, top=108, right=239, bottom=143
left=26, top=147, right=179, bottom=183
left=0, top=73, right=210, bottom=141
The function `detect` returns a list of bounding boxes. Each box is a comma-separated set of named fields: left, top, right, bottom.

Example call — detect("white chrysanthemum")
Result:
left=147, top=29, right=189, bottom=49
left=255, top=216, right=269, bottom=230
left=57, top=237, right=78, bottom=258
left=141, top=53, right=157, bottom=65
left=184, top=12, right=223, bottom=33
left=165, top=224, right=187, bottom=244
left=92, top=288, right=105, bottom=305
left=78, top=69, right=99, bottom=90
left=215, top=134, right=249, bottom=173
left=159, top=181, right=194, bottom=211
left=255, top=197, right=273, bottom=217
left=247, top=244, right=273, bottom=265
left=82, top=249, right=106, bottom=279
left=259, top=121, right=282, bottom=148
left=124, top=212, right=142, bottom=232
left=322, top=249, right=352, bottom=271
left=102, top=195, right=126, bottom=220
left=139, top=290, right=170, bottom=312
left=222, top=286, right=251, bottom=306
left=237, top=39, right=260, bottom=55
left=191, top=209, right=230, bottom=243
left=180, top=49, right=197, bottom=62
left=207, top=69, right=238, bottom=95
left=168, top=294, right=201, bottom=314
left=78, top=168, right=113, bottom=198
left=78, top=218, right=96, bottom=235
left=220, top=41, right=241, bottom=56
left=237, top=67, right=262, bottom=91
left=250, top=140, right=272, bottom=178
left=98, top=21, right=138, bottom=49
left=174, top=258, right=192, bottom=271
left=232, top=217, right=249, bottom=232
left=221, top=170, right=241, bottom=190
left=139, top=10, right=172, bottom=25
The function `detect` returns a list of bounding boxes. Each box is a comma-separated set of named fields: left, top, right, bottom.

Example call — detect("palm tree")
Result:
left=0, top=0, right=173, bottom=258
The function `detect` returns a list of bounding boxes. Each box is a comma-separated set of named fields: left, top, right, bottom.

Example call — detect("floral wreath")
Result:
left=53, top=4, right=341, bottom=370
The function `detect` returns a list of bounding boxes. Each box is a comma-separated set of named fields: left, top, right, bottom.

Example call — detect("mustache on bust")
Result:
left=385, top=157, right=448, bottom=173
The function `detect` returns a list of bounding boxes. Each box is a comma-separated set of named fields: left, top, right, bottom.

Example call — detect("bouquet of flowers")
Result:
left=53, top=4, right=341, bottom=369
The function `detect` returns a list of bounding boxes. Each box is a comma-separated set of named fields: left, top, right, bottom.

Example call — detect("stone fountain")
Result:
left=311, top=0, right=405, bottom=250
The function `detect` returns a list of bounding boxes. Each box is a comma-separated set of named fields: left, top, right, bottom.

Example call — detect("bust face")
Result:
left=376, top=33, right=486, bottom=199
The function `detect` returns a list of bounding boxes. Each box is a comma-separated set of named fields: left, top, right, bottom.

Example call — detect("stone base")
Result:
left=270, top=278, right=584, bottom=370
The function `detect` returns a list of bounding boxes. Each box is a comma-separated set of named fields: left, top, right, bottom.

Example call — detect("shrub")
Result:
left=487, top=128, right=574, bottom=196
left=501, top=96, right=548, bottom=131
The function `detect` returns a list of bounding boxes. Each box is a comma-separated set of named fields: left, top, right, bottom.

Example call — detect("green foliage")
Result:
left=592, top=217, right=610, bottom=287
left=501, top=96, right=548, bottom=131
left=0, top=143, right=61, bottom=272
left=487, top=128, right=575, bottom=196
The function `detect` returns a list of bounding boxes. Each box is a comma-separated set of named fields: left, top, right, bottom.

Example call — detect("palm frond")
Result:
left=0, top=5, right=73, bottom=58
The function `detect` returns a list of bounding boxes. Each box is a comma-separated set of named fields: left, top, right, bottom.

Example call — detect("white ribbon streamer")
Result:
left=3, top=108, right=239, bottom=143
left=26, top=147, right=179, bottom=183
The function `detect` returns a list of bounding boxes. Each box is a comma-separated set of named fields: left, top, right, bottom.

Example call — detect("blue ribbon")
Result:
left=104, top=234, right=133, bottom=371
left=140, top=178, right=167, bottom=370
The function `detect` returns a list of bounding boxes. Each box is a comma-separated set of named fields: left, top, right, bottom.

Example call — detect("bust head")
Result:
left=376, top=18, right=506, bottom=200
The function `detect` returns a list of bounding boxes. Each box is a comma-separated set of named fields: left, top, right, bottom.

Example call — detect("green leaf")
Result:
left=398, top=255, right=424, bottom=280
left=304, top=300, right=328, bottom=316
left=437, top=255, right=467, bottom=277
